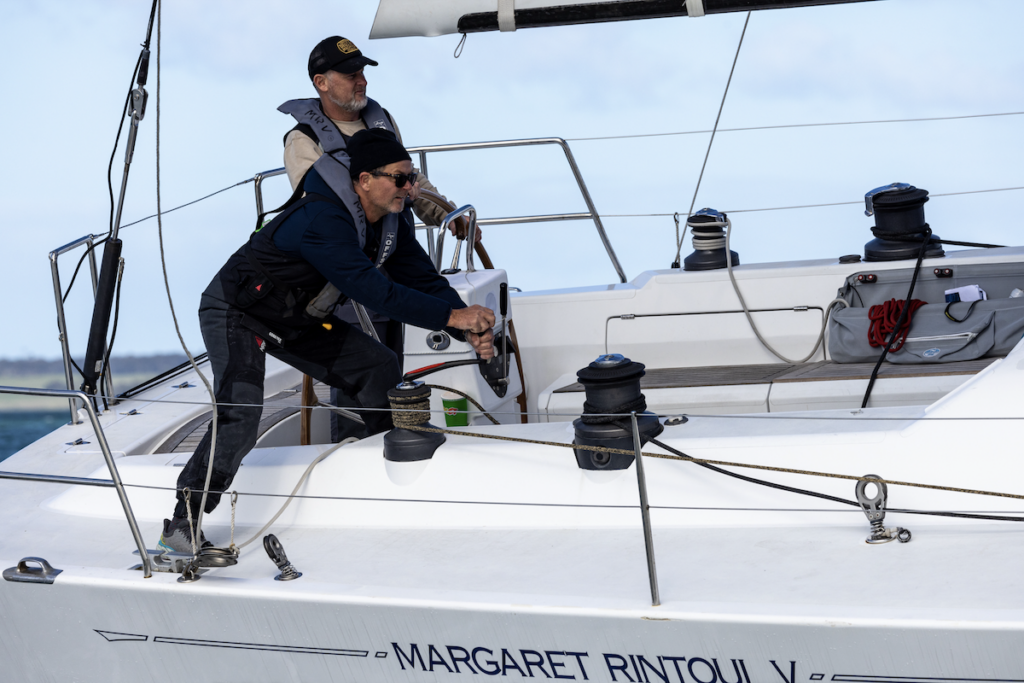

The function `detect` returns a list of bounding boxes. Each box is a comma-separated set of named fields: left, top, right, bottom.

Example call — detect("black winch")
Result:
left=683, top=208, right=739, bottom=271
left=572, top=354, right=663, bottom=470
left=863, top=183, right=944, bottom=262
left=383, top=381, right=446, bottom=462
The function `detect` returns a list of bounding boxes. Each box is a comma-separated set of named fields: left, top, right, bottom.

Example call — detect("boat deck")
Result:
left=155, top=382, right=333, bottom=454
left=553, top=358, right=999, bottom=392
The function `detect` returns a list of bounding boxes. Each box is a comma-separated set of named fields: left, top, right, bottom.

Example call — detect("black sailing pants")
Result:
left=173, top=304, right=400, bottom=519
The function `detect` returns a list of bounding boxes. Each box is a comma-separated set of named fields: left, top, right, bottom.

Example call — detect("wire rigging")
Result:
left=106, top=53, right=144, bottom=239
left=673, top=12, right=751, bottom=268
left=600, top=186, right=1024, bottom=219
left=567, top=110, right=1024, bottom=142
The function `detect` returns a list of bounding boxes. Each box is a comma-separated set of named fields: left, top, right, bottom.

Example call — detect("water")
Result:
left=0, top=411, right=68, bottom=462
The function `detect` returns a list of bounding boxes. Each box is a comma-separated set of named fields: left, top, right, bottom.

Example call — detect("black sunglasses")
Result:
left=370, top=170, right=417, bottom=188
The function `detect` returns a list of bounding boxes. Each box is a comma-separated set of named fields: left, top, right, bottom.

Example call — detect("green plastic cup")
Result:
left=442, top=391, right=469, bottom=427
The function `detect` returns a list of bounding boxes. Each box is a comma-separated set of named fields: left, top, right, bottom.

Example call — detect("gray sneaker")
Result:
left=157, top=517, right=212, bottom=554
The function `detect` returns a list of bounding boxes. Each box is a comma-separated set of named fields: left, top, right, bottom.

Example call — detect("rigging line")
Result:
left=649, top=506, right=1024, bottom=514
left=601, top=186, right=1024, bottom=219
left=404, top=423, right=1024, bottom=502
left=110, top=176, right=1021, bottom=238
left=675, top=12, right=752, bottom=265
left=60, top=236, right=109, bottom=304
left=122, top=483, right=636, bottom=509
left=85, top=391, right=1024, bottom=421
left=643, top=433, right=1024, bottom=524
left=106, top=53, right=144, bottom=239
left=119, top=483, right=1024, bottom=522
left=118, top=179, right=253, bottom=231
left=152, top=0, right=219, bottom=544
left=566, top=110, right=1024, bottom=142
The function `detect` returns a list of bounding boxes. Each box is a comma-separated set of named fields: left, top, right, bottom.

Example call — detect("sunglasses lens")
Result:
left=399, top=173, right=415, bottom=187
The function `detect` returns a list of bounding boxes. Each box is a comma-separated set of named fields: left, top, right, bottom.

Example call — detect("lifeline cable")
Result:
left=398, top=422, right=1024, bottom=502
left=84, top=390, right=1024, bottom=421
left=118, top=180, right=254, bottom=231
left=601, top=186, right=1024, bottom=219
left=569, top=110, right=1024, bottom=142
left=120, top=481, right=1024, bottom=523
left=426, top=384, right=500, bottom=425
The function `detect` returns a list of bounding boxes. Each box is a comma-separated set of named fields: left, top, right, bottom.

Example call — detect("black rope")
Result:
left=877, top=233, right=1005, bottom=250
left=581, top=394, right=649, bottom=424
left=116, top=353, right=209, bottom=399
left=60, top=237, right=109, bottom=304
left=645, top=436, right=1024, bottom=524
left=860, top=228, right=932, bottom=408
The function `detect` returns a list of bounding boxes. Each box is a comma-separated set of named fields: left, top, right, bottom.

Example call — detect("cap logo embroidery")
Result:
left=337, top=39, right=358, bottom=54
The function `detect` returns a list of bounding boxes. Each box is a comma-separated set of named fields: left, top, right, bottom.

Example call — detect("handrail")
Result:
left=0, top=386, right=152, bottom=578
left=253, top=167, right=288, bottom=216
left=407, top=137, right=626, bottom=283
left=49, top=234, right=114, bottom=424
left=251, top=138, right=628, bottom=283
left=436, top=205, right=479, bottom=273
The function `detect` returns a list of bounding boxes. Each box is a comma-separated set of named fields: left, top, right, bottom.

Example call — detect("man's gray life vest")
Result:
left=278, top=97, right=401, bottom=318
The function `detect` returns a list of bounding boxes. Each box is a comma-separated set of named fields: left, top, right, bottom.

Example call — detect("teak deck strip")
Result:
left=553, top=358, right=999, bottom=393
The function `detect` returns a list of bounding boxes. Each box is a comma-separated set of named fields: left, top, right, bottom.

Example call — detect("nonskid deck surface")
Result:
left=553, top=358, right=999, bottom=392
left=156, top=381, right=332, bottom=454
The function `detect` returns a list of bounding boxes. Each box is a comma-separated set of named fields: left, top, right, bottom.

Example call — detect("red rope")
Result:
left=867, top=298, right=928, bottom=352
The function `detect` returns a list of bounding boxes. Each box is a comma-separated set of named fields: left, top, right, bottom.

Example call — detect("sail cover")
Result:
left=370, top=0, right=876, bottom=39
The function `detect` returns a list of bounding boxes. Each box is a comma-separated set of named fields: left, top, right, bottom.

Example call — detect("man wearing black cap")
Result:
left=280, top=36, right=453, bottom=226
left=278, top=36, right=469, bottom=442
left=156, top=127, right=495, bottom=554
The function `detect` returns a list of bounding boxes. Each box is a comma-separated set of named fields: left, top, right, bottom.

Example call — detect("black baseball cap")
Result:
left=308, top=36, right=379, bottom=80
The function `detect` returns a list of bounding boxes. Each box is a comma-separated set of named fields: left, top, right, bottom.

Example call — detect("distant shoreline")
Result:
left=0, top=354, right=191, bottom=411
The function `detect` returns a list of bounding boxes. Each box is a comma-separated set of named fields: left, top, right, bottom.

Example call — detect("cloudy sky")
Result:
left=1, top=0, right=1021, bottom=362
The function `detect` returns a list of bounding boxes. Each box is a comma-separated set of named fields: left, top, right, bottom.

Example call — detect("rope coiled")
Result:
left=389, top=388, right=431, bottom=428
left=868, top=298, right=927, bottom=352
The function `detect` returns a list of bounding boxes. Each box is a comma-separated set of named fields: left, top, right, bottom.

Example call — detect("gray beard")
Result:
left=331, top=92, right=367, bottom=114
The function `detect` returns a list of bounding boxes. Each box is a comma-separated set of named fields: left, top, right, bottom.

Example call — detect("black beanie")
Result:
left=348, top=128, right=411, bottom=179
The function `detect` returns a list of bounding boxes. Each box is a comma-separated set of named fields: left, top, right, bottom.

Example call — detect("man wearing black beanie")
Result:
left=279, top=36, right=478, bottom=442
left=157, top=128, right=495, bottom=553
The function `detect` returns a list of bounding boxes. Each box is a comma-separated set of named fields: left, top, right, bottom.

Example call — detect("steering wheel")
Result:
left=417, top=189, right=528, bottom=423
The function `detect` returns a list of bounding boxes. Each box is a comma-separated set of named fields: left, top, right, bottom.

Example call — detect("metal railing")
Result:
left=435, top=205, right=479, bottom=273
left=251, top=137, right=628, bottom=283
left=0, top=386, right=152, bottom=578
left=49, top=235, right=115, bottom=424
left=408, top=137, right=626, bottom=283
left=253, top=168, right=288, bottom=216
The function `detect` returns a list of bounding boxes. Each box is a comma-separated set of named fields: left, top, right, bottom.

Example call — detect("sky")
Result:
left=0, top=0, right=1021, bottom=362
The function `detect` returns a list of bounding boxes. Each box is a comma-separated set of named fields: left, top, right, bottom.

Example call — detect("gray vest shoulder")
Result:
left=278, top=97, right=395, bottom=153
